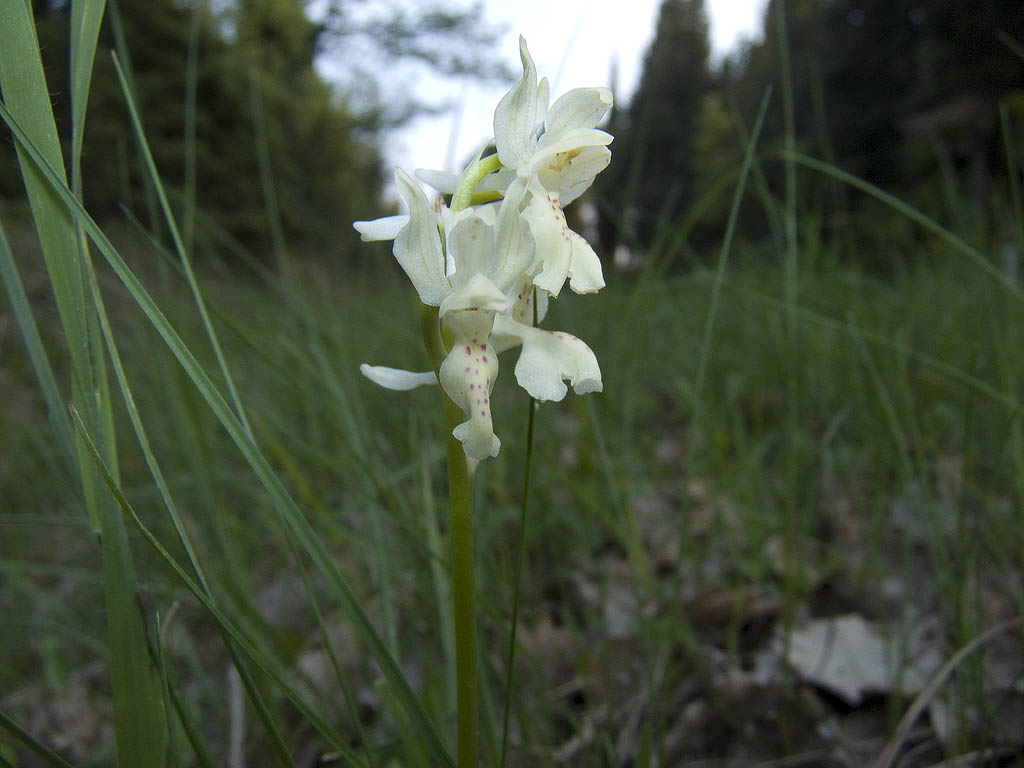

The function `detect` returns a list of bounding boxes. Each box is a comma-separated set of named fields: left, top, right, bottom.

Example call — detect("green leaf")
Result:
left=69, top=0, right=107, bottom=194
left=0, top=4, right=168, bottom=764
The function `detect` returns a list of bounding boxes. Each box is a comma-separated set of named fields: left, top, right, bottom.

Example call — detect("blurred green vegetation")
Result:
left=2, top=210, right=1023, bottom=763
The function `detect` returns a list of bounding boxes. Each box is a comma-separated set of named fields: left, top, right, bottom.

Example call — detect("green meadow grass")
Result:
left=4, top=209, right=1023, bottom=764
left=2, top=3, right=1024, bottom=766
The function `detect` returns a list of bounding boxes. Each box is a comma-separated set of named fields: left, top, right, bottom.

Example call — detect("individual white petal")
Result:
left=352, top=214, right=408, bottom=242
left=535, top=76, right=550, bottom=133
left=393, top=168, right=450, bottom=306
left=536, top=286, right=549, bottom=324
left=360, top=364, right=438, bottom=391
left=498, top=282, right=550, bottom=343
left=532, top=128, right=614, bottom=170
left=567, top=233, right=605, bottom=294
left=484, top=167, right=516, bottom=195
left=446, top=207, right=496, bottom=283
left=439, top=273, right=509, bottom=318
left=490, top=180, right=536, bottom=292
left=491, top=316, right=602, bottom=402
left=428, top=163, right=508, bottom=197
left=522, top=185, right=573, bottom=297
left=438, top=205, right=479, bottom=279
left=439, top=310, right=501, bottom=460
left=541, top=145, right=612, bottom=205
left=415, top=168, right=459, bottom=194
left=494, top=36, right=541, bottom=168
left=544, top=87, right=613, bottom=137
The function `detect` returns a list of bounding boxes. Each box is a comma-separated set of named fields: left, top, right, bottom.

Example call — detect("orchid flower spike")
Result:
left=353, top=37, right=612, bottom=464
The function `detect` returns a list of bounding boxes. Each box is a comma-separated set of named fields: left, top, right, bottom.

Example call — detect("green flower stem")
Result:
left=421, top=304, right=478, bottom=768
left=420, top=149, right=502, bottom=767
left=452, top=152, right=502, bottom=211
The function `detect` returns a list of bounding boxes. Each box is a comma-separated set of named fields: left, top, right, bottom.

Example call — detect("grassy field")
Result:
left=3, top=192, right=1023, bottom=765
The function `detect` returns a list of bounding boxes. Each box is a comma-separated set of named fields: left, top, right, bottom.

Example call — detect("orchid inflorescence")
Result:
left=354, top=36, right=613, bottom=463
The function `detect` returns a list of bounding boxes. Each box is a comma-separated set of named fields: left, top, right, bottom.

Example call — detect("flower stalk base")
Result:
left=423, top=305, right=478, bottom=767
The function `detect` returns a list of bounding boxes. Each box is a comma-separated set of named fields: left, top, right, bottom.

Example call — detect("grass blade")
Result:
left=0, top=5, right=168, bottom=765
left=0, top=709, right=75, bottom=768
left=69, top=0, right=106, bottom=195
left=109, top=51, right=256, bottom=440
left=787, top=151, right=1024, bottom=303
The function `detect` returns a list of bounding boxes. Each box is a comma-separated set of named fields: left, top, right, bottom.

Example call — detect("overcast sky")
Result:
left=377, top=0, right=768, bottom=178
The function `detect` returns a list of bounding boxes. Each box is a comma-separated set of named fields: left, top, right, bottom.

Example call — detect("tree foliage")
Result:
left=1, top=0, right=505, bottom=259
left=596, top=0, right=711, bottom=252
left=596, top=0, right=1024, bottom=262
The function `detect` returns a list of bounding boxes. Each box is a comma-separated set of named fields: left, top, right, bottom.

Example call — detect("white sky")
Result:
left=382, top=0, right=768, bottom=176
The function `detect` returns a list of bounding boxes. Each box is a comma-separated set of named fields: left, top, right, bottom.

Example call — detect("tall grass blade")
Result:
left=0, top=5, right=168, bottom=765
left=249, top=70, right=291, bottom=274
left=692, top=89, right=772, bottom=427
left=0, top=0, right=93, bottom=485
left=110, top=51, right=256, bottom=440
left=69, top=0, right=106, bottom=195
left=104, top=0, right=161, bottom=232
left=70, top=0, right=120, bottom=530
left=0, top=709, right=75, bottom=768
left=787, top=151, right=1024, bottom=303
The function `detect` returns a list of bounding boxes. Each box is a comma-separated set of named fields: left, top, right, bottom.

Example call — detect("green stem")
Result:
left=499, top=393, right=535, bottom=768
left=499, top=287, right=539, bottom=768
left=452, top=152, right=502, bottom=211
left=421, top=305, right=478, bottom=768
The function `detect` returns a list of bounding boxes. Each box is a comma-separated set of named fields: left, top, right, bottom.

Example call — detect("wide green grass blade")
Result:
left=0, top=104, right=453, bottom=768
left=70, top=0, right=120, bottom=527
left=0, top=5, right=168, bottom=766
left=69, top=0, right=107, bottom=195
left=0, top=0, right=93, bottom=489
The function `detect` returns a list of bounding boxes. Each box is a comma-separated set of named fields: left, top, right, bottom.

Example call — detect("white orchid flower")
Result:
left=492, top=36, right=614, bottom=298
left=354, top=167, right=602, bottom=462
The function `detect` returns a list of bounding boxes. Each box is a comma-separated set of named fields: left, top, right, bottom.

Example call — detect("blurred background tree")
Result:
left=0, top=0, right=505, bottom=259
left=594, top=0, right=1024, bottom=268
left=4, top=0, right=1023, bottom=267
left=596, top=0, right=711, bottom=255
